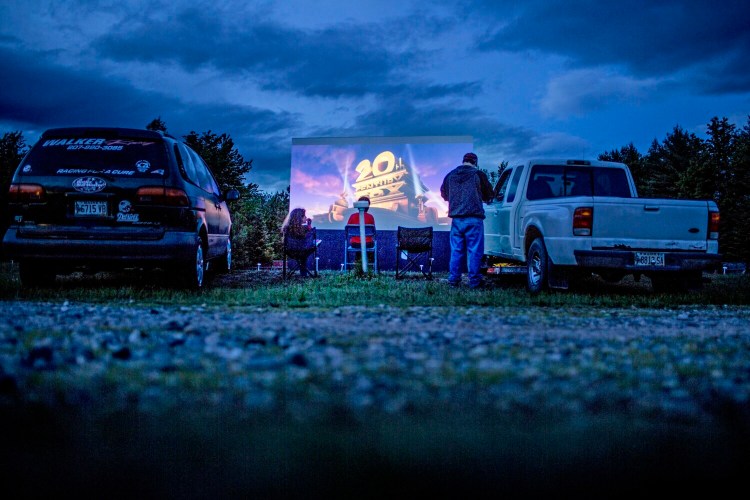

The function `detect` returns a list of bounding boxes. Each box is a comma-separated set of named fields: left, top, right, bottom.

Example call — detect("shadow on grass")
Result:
left=2, top=403, right=748, bottom=498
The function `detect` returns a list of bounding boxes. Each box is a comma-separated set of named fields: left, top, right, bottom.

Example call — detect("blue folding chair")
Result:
left=343, top=224, right=377, bottom=272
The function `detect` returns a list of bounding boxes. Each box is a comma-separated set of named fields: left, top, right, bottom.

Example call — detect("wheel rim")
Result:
left=226, top=238, right=232, bottom=270
left=528, top=251, right=542, bottom=286
left=195, top=245, right=204, bottom=287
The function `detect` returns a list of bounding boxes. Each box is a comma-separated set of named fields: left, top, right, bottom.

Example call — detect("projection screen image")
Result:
left=290, top=136, right=473, bottom=231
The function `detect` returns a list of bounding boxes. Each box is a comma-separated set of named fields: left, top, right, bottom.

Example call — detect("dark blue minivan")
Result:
left=2, top=127, right=239, bottom=288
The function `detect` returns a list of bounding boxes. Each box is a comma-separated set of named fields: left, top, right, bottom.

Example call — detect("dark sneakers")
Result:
left=443, top=278, right=492, bottom=289
left=469, top=281, right=493, bottom=290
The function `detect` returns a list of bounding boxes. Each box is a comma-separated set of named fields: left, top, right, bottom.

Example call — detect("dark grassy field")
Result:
left=1, top=263, right=749, bottom=498
left=1, top=261, right=749, bottom=308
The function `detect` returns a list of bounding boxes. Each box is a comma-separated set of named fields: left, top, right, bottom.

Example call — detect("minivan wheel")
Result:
left=215, top=237, right=232, bottom=274
left=180, top=237, right=206, bottom=290
left=18, top=261, right=57, bottom=287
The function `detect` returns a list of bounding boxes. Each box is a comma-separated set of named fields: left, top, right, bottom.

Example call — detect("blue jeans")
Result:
left=448, top=217, right=485, bottom=288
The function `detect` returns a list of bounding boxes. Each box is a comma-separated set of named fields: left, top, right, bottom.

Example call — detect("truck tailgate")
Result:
left=591, top=198, right=711, bottom=251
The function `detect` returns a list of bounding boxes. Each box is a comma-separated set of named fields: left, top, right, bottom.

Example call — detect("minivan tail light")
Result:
left=708, top=210, right=720, bottom=240
left=573, top=206, right=593, bottom=236
left=136, top=186, right=189, bottom=206
left=8, top=183, right=46, bottom=202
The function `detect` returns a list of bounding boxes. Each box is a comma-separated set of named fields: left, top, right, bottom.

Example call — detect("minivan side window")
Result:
left=188, top=148, right=220, bottom=196
left=173, top=144, right=188, bottom=179
left=177, top=143, right=200, bottom=187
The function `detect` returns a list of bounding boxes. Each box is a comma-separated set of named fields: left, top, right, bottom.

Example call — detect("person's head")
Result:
left=282, top=207, right=307, bottom=234
left=358, top=196, right=371, bottom=212
left=463, top=152, right=478, bottom=166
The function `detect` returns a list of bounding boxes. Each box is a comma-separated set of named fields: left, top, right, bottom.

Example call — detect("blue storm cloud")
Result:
left=473, top=0, right=750, bottom=94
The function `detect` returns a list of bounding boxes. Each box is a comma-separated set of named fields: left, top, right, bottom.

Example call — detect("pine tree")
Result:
left=146, top=117, right=168, bottom=133
left=184, top=130, right=255, bottom=196
left=721, top=116, right=750, bottom=263
left=642, top=126, right=704, bottom=198
left=0, top=131, right=29, bottom=232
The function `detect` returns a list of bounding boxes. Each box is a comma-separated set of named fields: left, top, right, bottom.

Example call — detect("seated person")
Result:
left=346, top=196, right=375, bottom=248
left=281, top=207, right=317, bottom=277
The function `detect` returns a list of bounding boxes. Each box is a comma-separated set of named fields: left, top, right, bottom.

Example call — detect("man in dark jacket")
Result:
left=440, top=152, right=494, bottom=288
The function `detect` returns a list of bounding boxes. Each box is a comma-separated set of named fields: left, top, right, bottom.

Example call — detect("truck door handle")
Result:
left=644, top=206, right=660, bottom=212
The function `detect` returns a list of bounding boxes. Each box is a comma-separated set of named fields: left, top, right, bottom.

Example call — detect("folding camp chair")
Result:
left=395, top=226, right=434, bottom=280
left=283, top=228, right=318, bottom=279
left=343, top=224, right=377, bottom=272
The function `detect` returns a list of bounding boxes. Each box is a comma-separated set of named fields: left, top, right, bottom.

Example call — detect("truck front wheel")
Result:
left=527, top=238, right=548, bottom=294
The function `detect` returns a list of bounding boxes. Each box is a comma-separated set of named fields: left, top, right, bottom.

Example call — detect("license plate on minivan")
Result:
left=634, top=252, right=665, bottom=267
left=74, top=200, right=108, bottom=217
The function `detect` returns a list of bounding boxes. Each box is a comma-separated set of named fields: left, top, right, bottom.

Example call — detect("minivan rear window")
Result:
left=19, top=136, right=169, bottom=178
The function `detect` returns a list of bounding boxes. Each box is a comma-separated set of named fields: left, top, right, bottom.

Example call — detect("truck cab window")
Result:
left=565, top=168, right=592, bottom=196
left=593, top=168, right=631, bottom=197
left=493, top=168, right=513, bottom=202
left=506, top=166, right=524, bottom=203
left=528, top=165, right=563, bottom=200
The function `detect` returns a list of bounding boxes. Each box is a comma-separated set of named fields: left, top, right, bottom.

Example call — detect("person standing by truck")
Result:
left=440, top=152, right=494, bottom=289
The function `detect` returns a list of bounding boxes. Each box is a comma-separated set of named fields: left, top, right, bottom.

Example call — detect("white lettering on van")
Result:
left=57, top=168, right=98, bottom=174
left=42, top=138, right=106, bottom=147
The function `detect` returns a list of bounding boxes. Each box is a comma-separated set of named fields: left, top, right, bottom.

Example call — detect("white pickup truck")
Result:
left=482, top=159, right=722, bottom=293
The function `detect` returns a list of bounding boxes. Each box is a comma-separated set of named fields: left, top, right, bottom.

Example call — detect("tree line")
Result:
left=1, top=115, right=749, bottom=266
left=597, top=116, right=750, bottom=265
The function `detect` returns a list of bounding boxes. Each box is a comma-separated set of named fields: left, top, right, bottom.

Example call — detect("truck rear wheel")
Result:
left=527, top=238, right=548, bottom=294
left=650, top=271, right=703, bottom=293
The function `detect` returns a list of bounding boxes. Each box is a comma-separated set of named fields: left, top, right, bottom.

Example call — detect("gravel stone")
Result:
left=1, top=300, right=749, bottom=427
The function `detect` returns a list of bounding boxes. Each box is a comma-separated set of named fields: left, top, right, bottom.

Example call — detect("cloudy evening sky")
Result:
left=1, top=0, right=748, bottom=193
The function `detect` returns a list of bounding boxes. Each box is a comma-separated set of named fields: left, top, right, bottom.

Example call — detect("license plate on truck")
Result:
left=74, top=200, right=108, bottom=217
left=634, top=252, right=665, bottom=267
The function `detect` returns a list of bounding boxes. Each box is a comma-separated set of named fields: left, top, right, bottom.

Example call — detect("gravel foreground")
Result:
left=1, top=299, right=749, bottom=498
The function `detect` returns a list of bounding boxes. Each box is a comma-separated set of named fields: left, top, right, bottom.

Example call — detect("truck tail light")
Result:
left=573, top=206, right=593, bottom=236
left=136, top=186, right=189, bottom=206
left=708, top=210, right=720, bottom=240
left=8, top=183, right=46, bottom=202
